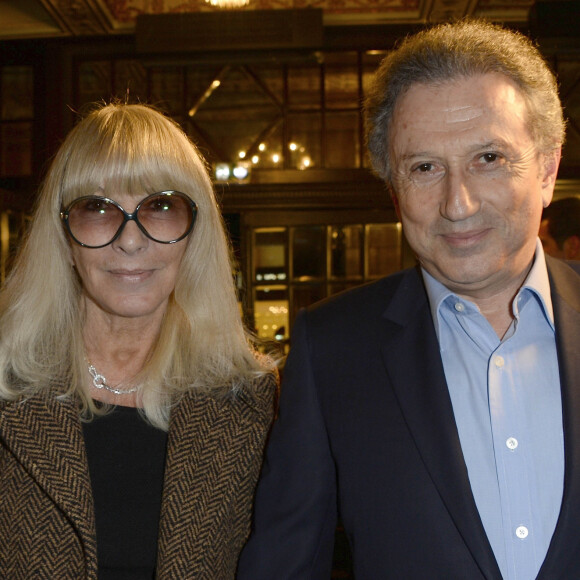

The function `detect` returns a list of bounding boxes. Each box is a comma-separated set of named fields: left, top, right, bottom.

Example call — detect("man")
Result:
left=238, top=20, right=580, bottom=580
left=540, top=197, right=580, bottom=259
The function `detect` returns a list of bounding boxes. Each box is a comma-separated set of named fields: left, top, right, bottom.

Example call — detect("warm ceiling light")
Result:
left=205, top=0, right=249, bottom=7
left=188, top=78, right=221, bottom=117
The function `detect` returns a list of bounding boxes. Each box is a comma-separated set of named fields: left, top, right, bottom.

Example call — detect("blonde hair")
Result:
left=0, top=103, right=273, bottom=429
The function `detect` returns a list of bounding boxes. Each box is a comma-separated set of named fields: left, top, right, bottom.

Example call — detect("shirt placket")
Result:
left=488, top=338, right=537, bottom=580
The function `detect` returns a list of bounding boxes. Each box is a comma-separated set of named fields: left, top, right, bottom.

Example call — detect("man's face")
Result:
left=389, top=73, right=560, bottom=300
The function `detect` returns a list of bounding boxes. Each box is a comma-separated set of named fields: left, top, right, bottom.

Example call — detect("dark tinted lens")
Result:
left=66, top=197, right=124, bottom=248
left=137, top=192, right=195, bottom=243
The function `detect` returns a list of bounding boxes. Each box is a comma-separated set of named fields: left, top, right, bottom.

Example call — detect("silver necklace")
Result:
left=87, top=363, right=138, bottom=395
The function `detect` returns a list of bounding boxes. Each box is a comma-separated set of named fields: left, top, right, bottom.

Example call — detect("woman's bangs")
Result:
left=60, top=135, right=186, bottom=206
left=59, top=134, right=122, bottom=206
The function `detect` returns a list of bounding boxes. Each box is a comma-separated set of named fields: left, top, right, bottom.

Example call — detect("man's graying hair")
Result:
left=365, top=19, right=566, bottom=183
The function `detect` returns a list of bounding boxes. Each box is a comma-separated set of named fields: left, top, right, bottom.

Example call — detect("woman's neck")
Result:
left=82, top=308, right=163, bottom=407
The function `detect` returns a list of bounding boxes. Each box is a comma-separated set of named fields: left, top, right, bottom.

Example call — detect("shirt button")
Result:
left=506, top=437, right=518, bottom=450
left=454, top=302, right=465, bottom=312
left=494, top=355, right=505, bottom=368
left=515, top=526, right=529, bottom=539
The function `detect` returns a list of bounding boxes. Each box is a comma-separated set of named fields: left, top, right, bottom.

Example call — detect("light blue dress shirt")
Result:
left=422, top=240, right=564, bottom=580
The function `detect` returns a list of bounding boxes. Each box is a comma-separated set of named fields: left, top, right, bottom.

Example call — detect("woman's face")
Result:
left=69, top=192, right=189, bottom=325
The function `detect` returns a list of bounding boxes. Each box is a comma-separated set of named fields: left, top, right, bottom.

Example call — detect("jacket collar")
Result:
left=156, top=374, right=276, bottom=574
left=0, top=392, right=97, bottom=574
left=537, top=257, right=580, bottom=579
left=380, top=267, right=503, bottom=580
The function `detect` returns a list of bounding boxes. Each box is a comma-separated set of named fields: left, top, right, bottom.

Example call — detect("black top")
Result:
left=82, top=405, right=168, bottom=580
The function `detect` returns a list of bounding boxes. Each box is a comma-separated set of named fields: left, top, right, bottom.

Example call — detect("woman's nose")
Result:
left=111, top=218, right=149, bottom=253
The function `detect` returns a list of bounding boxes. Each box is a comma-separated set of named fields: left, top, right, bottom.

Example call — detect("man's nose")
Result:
left=440, top=169, right=480, bottom=221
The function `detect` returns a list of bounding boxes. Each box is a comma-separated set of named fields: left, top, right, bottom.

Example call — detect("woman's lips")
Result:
left=109, top=269, right=154, bottom=282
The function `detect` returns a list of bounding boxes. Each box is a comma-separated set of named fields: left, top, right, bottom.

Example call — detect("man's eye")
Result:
left=481, top=153, right=498, bottom=163
left=414, top=163, right=433, bottom=173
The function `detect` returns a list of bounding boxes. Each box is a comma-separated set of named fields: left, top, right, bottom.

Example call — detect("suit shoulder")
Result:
left=564, top=260, right=580, bottom=276
left=546, top=255, right=580, bottom=286
left=304, top=267, right=421, bottom=325
left=546, top=254, right=580, bottom=276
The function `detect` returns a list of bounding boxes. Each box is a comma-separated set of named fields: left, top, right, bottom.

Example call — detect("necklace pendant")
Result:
left=87, top=363, right=138, bottom=395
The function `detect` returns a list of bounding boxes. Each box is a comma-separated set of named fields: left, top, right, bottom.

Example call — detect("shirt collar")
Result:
left=521, top=238, right=554, bottom=327
left=421, top=238, right=554, bottom=339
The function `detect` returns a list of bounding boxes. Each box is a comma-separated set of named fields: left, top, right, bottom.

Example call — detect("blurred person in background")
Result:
left=540, top=196, right=580, bottom=259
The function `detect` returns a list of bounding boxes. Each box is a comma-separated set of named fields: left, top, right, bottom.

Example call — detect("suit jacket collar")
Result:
left=380, top=267, right=503, bottom=580
left=537, top=257, right=580, bottom=579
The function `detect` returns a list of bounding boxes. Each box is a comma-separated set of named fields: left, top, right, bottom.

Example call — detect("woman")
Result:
left=0, top=103, right=277, bottom=578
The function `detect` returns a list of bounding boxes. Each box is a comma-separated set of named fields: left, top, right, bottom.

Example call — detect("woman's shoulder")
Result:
left=236, top=371, right=279, bottom=417
left=174, top=370, right=278, bottom=422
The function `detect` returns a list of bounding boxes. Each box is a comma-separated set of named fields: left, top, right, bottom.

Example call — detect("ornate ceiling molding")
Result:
left=38, top=0, right=116, bottom=34
left=0, top=0, right=535, bottom=40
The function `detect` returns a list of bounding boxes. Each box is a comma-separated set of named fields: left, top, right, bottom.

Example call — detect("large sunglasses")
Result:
left=61, top=190, right=198, bottom=249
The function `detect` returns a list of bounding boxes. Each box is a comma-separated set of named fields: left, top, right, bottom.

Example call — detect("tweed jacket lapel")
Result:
left=0, top=392, right=97, bottom=576
left=380, top=268, right=503, bottom=580
left=156, top=373, right=276, bottom=578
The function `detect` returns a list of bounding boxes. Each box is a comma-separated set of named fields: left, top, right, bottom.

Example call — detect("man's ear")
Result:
left=541, top=147, right=562, bottom=208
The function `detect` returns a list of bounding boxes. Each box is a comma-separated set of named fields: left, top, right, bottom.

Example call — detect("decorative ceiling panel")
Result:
left=104, top=0, right=423, bottom=25
left=475, top=0, right=534, bottom=21
left=0, top=0, right=534, bottom=39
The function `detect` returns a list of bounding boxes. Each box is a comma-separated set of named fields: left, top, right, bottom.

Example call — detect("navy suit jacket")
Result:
left=238, top=257, right=580, bottom=579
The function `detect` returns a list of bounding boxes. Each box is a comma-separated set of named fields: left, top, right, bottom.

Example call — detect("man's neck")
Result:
left=457, top=263, right=533, bottom=339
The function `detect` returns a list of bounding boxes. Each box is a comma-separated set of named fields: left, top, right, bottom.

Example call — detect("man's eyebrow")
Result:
left=472, top=140, right=510, bottom=151
left=398, top=140, right=513, bottom=160
left=397, top=152, right=436, bottom=163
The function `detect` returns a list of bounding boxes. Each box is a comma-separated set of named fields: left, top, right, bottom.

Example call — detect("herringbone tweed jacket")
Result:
left=0, top=372, right=277, bottom=579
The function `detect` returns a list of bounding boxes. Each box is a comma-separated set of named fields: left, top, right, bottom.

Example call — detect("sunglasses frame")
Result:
left=61, top=190, right=198, bottom=249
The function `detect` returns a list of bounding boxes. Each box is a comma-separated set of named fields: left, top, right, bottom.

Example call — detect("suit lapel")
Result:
left=157, top=390, right=226, bottom=570
left=538, top=258, right=580, bottom=579
left=0, top=393, right=96, bottom=567
left=380, top=268, right=502, bottom=580
left=156, top=377, right=275, bottom=575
